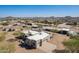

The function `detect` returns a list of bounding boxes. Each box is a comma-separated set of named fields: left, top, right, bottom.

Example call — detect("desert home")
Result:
left=22, top=30, right=52, bottom=48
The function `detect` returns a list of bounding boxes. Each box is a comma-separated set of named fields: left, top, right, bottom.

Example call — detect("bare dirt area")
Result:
left=4, top=31, right=70, bottom=53
left=38, top=42, right=56, bottom=53
left=15, top=42, right=45, bottom=53
left=3, top=31, right=45, bottom=53
left=48, top=33, right=69, bottom=50
left=15, top=41, right=56, bottom=53
left=15, top=33, right=70, bottom=53
left=5, top=32, right=15, bottom=41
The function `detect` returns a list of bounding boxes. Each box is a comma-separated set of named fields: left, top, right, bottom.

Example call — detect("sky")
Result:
left=0, top=5, right=79, bottom=17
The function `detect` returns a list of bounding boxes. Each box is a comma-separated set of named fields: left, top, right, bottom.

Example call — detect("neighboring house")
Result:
left=57, top=23, right=71, bottom=29
left=22, top=30, right=52, bottom=48
left=56, top=27, right=78, bottom=36
left=57, top=23, right=79, bottom=35
left=68, top=31, right=78, bottom=36
left=57, top=28, right=70, bottom=35
left=26, top=23, right=39, bottom=30
left=26, top=22, right=33, bottom=26
left=13, top=23, right=22, bottom=26
left=42, top=26, right=56, bottom=31
left=3, top=25, right=15, bottom=32
left=68, top=27, right=79, bottom=36
left=31, top=24, right=39, bottom=31
left=56, top=23, right=71, bottom=34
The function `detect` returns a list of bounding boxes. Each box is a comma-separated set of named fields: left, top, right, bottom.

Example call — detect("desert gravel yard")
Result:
left=48, top=33, right=69, bottom=50
left=4, top=31, right=69, bottom=53
left=15, top=41, right=56, bottom=53
left=15, top=42, right=45, bottom=53
left=38, top=41, right=56, bottom=53
left=15, top=33, right=69, bottom=53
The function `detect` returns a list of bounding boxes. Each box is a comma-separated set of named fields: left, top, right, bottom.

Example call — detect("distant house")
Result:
left=3, top=25, right=15, bottom=32
left=68, top=31, right=78, bottom=36
left=22, top=30, right=52, bottom=48
left=41, top=24, right=50, bottom=27
left=57, top=23, right=71, bottom=29
left=31, top=24, right=39, bottom=30
left=13, top=22, right=22, bottom=26
left=57, top=28, right=70, bottom=35
left=27, top=22, right=33, bottom=26
left=56, top=23, right=79, bottom=35
left=42, top=26, right=56, bottom=31
left=56, top=23, right=71, bottom=34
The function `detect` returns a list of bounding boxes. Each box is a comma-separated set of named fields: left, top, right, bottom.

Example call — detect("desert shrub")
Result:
left=7, top=43, right=15, bottom=52
left=16, top=26, right=23, bottom=31
left=70, top=35, right=79, bottom=40
left=0, top=32, right=6, bottom=42
left=63, top=34, right=79, bottom=53
left=53, top=49, right=70, bottom=53
left=50, top=29, right=59, bottom=33
left=0, top=35, right=5, bottom=42
left=53, top=20, right=62, bottom=26
left=0, top=21, right=9, bottom=26
left=7, top=38, right=18, bottom=42
left=13, top=31, right=24, bottom=37
left=0, top=42, right=15, bottom=53
left=63, top=39, right=79, bottom=53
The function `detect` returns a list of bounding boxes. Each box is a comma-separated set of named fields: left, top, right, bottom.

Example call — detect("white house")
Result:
left=56, top=27, right=78, bottom=36
left=42, top=26, right=56, bottom=31
left=22, top=30, right=52, bottom=48
left=68, top=30, right=78, bottom=36
left=3, top=25, right=15, bottom=32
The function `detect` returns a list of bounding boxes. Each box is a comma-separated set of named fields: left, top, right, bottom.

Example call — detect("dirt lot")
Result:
left=14, top=33, right=69, bottom=53
left=15, top=42, right=45, bottom=53
left=48, top=33, right=69, bottom=50
left=3, top=31, right=70, bottom=53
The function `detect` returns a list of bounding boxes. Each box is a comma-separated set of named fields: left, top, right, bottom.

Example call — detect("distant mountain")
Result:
left=0, top=16, right=79, bottom=22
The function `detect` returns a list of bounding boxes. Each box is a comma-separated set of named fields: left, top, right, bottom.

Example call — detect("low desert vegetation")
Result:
left=0, top=21, right=9, bottom=26
left=70, top=35, right=79, bottom=40
left=0, top=31, right=16, bottom=53
left=63, top=35, right=79, bottom=53
left=16, top=26, right=23, bottom=31
left=13, top=31, right=24, bottom=37
left=0, top=31, right=7, bottom=42
left=0, top=42, right=15, bottom=53
left=50, top=29, right=59, bottom=33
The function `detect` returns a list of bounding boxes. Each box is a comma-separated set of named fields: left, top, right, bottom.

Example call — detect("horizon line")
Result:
left=1, top=15, right=79, bottom=18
